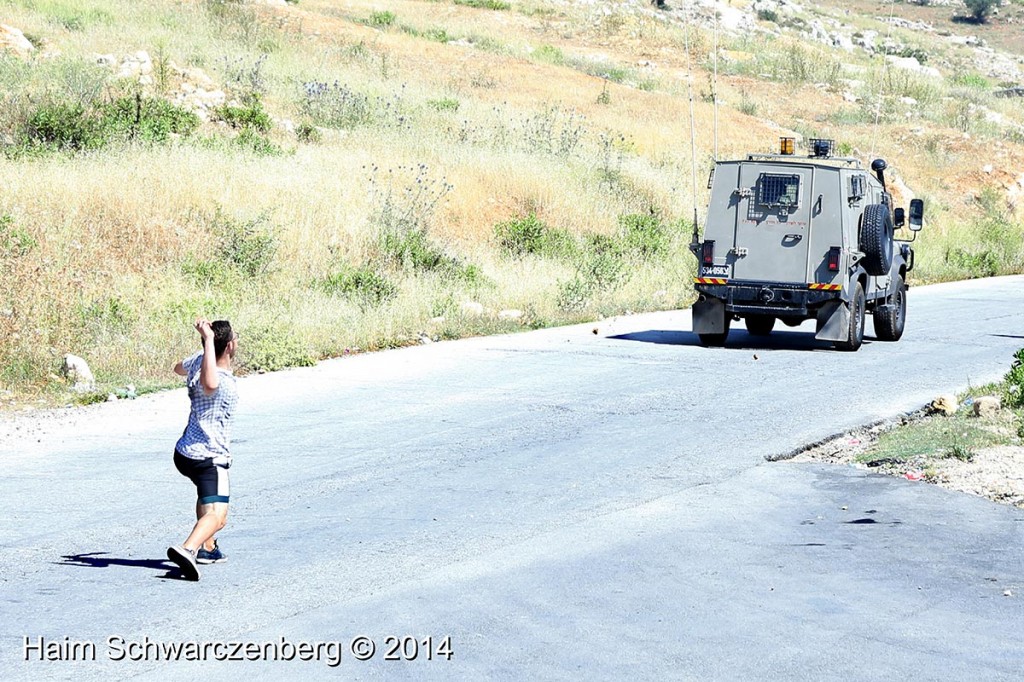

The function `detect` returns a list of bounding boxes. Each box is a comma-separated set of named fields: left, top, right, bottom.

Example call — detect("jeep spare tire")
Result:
left=859, top=204, right=894, bottom=276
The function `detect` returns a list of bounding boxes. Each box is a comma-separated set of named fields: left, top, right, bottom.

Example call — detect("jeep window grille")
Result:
left=757, top=174, right=800, bottom=209
left=849, top=175, right=866, bottom=201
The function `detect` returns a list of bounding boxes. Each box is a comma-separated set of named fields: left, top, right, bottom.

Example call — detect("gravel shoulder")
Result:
left=790, top=406, right=1024, bottom=509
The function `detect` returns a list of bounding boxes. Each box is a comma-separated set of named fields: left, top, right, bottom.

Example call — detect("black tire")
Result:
left=745, top=315, right=776, bottom=336
left=698, top=315, right=731, bottom=347
left=860, top=204, right=894, bottom=276
left=835, top=282, right=865, bottom=352
left=873, top=274, right=907, bottom=341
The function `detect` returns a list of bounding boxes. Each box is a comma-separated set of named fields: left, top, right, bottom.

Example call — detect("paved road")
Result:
left=2, top=276, right=1023, bottom=680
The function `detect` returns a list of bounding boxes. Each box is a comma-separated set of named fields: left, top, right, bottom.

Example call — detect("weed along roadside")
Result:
left=0, top=0, right=1023, bottom=405
left=790, top=347, right=1024, bottom=508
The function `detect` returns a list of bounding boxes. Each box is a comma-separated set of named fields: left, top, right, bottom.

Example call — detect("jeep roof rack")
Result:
left=742, top=136, right=863, bottom=167
left=743, top=153, right=863, bottom=168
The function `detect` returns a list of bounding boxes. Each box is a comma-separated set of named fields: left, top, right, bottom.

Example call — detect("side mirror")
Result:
left=908, top=198, right=924, bottom=231
left=894, top=208, right=905, bottom=228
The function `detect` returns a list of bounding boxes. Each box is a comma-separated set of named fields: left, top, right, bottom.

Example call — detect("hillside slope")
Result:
left=0, top=0, right=1022, bottom=405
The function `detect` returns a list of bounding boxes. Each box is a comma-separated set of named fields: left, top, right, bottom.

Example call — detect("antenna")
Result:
left=713, top=6, right=719, bottom=162
left=684, top=4, right=700, bottom=247
left=870, top=0, right=898, bottom=159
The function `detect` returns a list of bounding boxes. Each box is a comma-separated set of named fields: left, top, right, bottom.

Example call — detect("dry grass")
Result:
left=0, top=0, right=1022, bottom=405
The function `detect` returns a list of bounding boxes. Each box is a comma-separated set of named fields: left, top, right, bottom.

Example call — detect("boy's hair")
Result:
left=211, top=320, right=234, bottom=358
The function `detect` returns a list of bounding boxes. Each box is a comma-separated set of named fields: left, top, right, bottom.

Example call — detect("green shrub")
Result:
left=101, top=95, right=200, bottom=142
left=211, top=210, right=278, bottom=278
left=45, top=4, right=114, bottom=31
left=23, top=101, right=105, bottom=151
left=944, top=248, right=999, bottom=278
left=422, top=27, right=452, bottom=43
left=738, top=90, right=758, bottom=116
left=494, top=212, right=575, bottom=258
left=454, top=0, right=511, bottom=9
left=944, top=441, right=975, bottom=462
left=533, top=44, right=565, bottom=65
left=583, top=234, right=628, bottom=290
left=318, top=265, right=398, bottom=308
left=556, top=276, right=593, bottom=312
left=0, top=215, right=37, bottom=258
left=239, top=323, right=316, bottom=373
left=181, top=256, right=240, bottom=289
left=965, top=0, right=998, bottom=22
left=618, top=211, right=668, bottom=258
left=556, top=234, right=629, bottom=311
left=20, top=93, right=198, bottom=152
left=214, top=97, right=272, bottom=132
left=1005, top=348, right=1024, bottom=409
left=233, top=128, right=287, bottom=156
left=368, top=11, right=396, bottom=27
left=78, top=296, right=135, bottom=338
left=295, top=122, right=322, bottom=143
left=951, top=73, right=990, bottom=89
left=380, top=225, right=458, bottom=274
left=427, top=97, right=460, bottom=112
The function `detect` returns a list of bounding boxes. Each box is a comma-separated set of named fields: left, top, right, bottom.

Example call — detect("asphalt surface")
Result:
left=1, top=275, right=1023, bottom=681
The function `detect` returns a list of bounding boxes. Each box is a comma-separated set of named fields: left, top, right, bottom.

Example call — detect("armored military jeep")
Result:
left=689, top=138, right=924, bottom=351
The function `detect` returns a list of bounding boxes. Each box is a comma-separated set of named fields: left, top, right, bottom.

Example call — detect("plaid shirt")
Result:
left=175, top=351, right=238, bottom=464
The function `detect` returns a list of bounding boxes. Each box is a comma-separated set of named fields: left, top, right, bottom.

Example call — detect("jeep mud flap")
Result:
left=693, top=297, right=729, bottom=334
left=815, top=300, right=850, bottom=342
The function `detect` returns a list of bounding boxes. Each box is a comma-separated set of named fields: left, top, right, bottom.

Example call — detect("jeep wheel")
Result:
left=873, top=274, right=906, bottom=341
left=744, top=315, right=775, bottom=336
left=835, top=282, right=865, bottom=352
left=698, top=316, right=731, bottom=347
left=860, top=204, right=894, bottom=276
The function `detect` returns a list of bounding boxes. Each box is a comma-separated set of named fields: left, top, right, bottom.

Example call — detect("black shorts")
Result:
left=174, top=451, right=230, bottom=504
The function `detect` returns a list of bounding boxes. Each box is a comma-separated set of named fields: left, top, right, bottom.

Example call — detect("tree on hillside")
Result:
left=964, top=0, right=998, bottom=23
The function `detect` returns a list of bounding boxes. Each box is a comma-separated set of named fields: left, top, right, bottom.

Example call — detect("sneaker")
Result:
left=196, top=540, right=227, bottom=565
left=167, top=545, right=201, bottom=581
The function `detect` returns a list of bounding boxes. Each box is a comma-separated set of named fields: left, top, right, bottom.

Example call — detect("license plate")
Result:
left=701, top=265, right=730, bottom=277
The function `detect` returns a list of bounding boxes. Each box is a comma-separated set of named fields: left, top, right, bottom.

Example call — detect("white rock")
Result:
left=460, top=301, right=485, bottom=316
left=928, top=394, right=957, bottom=416
left=832, top=34, right=855, bottom=52
left=498, top=309, right=523, bottom=320
left=973, top=396, right=1001, bottom=418
left=0, top=24, right=34, bottom=56
left=886, top=56, right=942, bottom=79
left=62, top=354, right=95, bottom=393
left=118, top=62, right=142, bottom=78
left=983, top=164, right=994, bottom=174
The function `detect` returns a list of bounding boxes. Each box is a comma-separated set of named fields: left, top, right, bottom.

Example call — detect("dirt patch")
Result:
left=786, top=407, right=1024, bottom=508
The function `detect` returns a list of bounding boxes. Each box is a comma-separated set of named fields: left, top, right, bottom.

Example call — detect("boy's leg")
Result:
left=195, top=501, right=219, bottom=552
left=183, top=502, right=228, bottom=553
left=176, top=456, right=229, bottom=553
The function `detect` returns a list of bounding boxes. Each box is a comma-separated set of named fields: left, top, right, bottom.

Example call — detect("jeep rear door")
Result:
left=731, top=163, right=813, bottom=284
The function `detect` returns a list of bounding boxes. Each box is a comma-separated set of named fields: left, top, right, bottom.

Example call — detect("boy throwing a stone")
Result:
left=167, top=318, right=239, bottom=581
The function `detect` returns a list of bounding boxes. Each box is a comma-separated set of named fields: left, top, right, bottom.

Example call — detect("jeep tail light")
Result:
left=702, top=240, right=715, bottom=266
left=827, top=246, right=841, bottom=272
